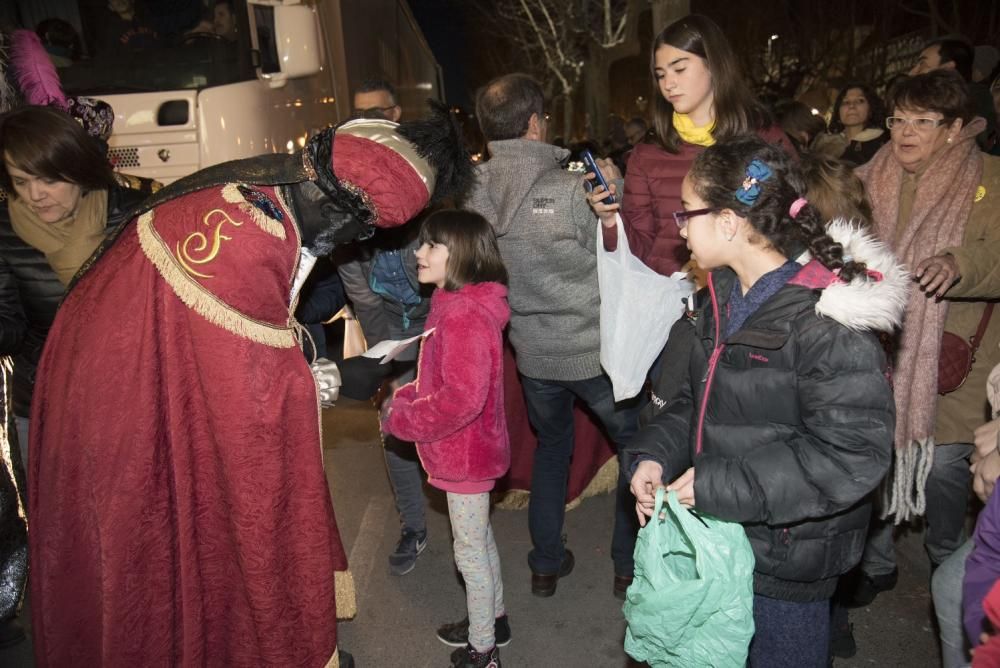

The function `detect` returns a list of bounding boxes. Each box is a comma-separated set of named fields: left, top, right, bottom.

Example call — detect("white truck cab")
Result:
left=14, top=0, right=442, bottom=184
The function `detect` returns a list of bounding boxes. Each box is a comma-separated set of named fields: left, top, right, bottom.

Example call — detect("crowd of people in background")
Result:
left=1, top=6, right=1000, bottom=668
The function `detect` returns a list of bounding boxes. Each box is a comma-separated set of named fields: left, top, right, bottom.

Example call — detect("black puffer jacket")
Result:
left=626, top=222, right=908, bottom=602
left=0, top=183, right=153, bottom=417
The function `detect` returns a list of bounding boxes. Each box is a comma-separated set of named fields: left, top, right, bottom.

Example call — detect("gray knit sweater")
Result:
left=466, top=139, right=602, bottom=381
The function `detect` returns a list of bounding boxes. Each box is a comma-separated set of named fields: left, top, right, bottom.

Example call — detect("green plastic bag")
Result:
left=623, top=488, right=755, bottom=667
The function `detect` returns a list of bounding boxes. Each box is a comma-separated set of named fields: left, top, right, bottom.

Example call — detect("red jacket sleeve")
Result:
left=616, top=145, right=656, bottom=261
left=384, top=312, right=492, bottom=443
left=621, top=144, right=688, bottom=275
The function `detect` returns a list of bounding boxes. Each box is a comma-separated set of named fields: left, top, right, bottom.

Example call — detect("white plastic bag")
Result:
left=597, top=214, right=694, bottom=401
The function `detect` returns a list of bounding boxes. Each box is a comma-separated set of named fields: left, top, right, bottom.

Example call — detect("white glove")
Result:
left=311, top=357, right=341, bottom=407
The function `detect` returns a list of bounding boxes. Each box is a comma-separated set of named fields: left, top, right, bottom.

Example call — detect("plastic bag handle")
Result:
left=651, top=488, right=713, bottom=571
left=595, top=212, right=633, bottom=262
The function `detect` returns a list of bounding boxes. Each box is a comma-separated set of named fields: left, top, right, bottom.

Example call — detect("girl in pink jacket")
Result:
left=382, top=210, right=511, bottom=668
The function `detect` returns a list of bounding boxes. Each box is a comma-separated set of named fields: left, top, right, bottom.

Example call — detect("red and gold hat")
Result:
left=307, top=100, right=473, bottom=230
left=332, top=118, right=436, bottom=228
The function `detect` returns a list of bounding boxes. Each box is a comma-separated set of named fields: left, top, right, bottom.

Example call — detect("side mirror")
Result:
left=250, top=3, right=322, bottom=89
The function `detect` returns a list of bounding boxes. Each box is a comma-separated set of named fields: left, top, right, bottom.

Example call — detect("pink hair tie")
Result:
left=789, top=197, right=808, bottom=219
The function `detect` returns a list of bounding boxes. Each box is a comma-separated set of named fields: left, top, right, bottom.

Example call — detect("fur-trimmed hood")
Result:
left=790, top=218, right=910, bottom=333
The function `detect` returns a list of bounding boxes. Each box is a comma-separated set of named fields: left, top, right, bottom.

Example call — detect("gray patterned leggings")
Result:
left=447, top=492, right=505, bottom=652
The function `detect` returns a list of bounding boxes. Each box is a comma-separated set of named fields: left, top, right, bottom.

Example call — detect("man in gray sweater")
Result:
left=466, top=73, right=641, bottom=599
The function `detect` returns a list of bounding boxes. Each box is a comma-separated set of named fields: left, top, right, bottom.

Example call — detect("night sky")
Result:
left=407, top=0, right=471, bottom=109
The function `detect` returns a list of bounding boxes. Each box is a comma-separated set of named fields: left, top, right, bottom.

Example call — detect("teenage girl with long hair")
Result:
left=592, top=14, right=795, bottom=276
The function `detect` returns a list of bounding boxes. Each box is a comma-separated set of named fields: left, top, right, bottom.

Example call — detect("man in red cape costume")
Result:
left=27, top=106, right=471, bottom=667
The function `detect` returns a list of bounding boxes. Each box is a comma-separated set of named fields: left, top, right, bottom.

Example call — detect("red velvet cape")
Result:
left=29, top=184, right=349, bottom=667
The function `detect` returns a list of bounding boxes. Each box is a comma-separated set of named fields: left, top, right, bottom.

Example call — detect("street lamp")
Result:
left=766, top=34, right=780, bottom=78
left=767, top=33, right=779, bottom=58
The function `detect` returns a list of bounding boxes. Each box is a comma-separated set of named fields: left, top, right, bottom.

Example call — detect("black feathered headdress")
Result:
left=397, top=99, right=475, bottom=205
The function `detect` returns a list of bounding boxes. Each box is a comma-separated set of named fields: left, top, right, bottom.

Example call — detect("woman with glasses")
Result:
left=588, top=14, right=795, bottom=277
left=855, top=68, right=1000, bottom=668
left=814, top=83, right=888, bottom=166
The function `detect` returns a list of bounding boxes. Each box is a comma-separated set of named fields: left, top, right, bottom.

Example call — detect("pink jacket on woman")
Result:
left=384, top=281, right=510, bottom=493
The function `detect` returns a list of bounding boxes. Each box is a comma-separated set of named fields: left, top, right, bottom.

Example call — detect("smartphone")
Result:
left=581, top=149, right=616, bottom=204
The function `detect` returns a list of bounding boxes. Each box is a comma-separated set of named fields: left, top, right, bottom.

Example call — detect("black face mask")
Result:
left=284, top=180, right=374, bottom=257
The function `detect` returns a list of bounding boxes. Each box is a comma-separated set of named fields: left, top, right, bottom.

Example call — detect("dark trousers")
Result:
left=862, top=442, right=975, bottom=574
left=748, top=595, right=830, bottom=668
left=520, top=373, right=641, bottom=575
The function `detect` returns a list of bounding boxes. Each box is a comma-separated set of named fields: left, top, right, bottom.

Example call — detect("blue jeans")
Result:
left=383, top=322, right=426, bottom=535
left=520, top=373, right=641, bottom=575
left=931, top=538, right=973, bottom=668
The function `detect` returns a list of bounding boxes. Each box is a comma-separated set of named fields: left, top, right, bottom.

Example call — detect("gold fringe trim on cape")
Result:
left=137, top=210, right=297, bottom=348
left=494, top=456, right=620, bottom=511
left=221, top=184, right=288, bottom=240
left=335, top=569, right=357, bottom=620
left=323, top=647, right=340, bottom=668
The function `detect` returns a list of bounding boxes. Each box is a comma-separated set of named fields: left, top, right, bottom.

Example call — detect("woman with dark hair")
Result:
left=815, top=83, right=888, bottom=166
left=626, top=136, right=905, bottom=666
left=592, top=14, right=795, bottom=277
left=855, top=68, right=1000, bottom=668
left=0, top=105, right=155, bottom=468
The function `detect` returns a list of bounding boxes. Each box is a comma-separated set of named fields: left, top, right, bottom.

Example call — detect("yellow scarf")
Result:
left=673, top=112, right=715, bottom=147
left=9, top=189, right=108, bottom=286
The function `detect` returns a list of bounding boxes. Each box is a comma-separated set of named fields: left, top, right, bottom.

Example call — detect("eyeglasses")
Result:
left=672, top=207, right=718, bottom=230
left=351, top=105, right=398, bottom=120
left=885, top=116, right=946, bottom=132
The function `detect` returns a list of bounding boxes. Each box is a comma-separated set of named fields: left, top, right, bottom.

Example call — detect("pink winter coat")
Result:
left=383, top=281, right=510, bottom=493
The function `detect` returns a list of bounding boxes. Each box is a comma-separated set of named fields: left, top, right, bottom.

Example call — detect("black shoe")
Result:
left=437, top=614, right=512, bottom=647
left=850, top=567, right=898, bottom=607
left=388, top=528, right=427, bottom=576
left=829, top=603, right=857, bottom=658
left=530, top=549, right=575, bottom=597
left=0, top=618, right=25, bottom=649
left=450, top=644, right=501, bottom=668
left=338, top=650, right=355, bottom=668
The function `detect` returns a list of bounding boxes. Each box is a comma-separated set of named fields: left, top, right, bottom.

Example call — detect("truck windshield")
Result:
left=17, top=0, right=255, bottom=95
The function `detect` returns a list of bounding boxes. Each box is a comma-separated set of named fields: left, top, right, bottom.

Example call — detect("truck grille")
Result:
left=108, top=147, right=140, bottom=169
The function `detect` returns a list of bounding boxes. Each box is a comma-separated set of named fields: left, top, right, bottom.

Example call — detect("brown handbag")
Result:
left=938, top=303, right=995, bottom=395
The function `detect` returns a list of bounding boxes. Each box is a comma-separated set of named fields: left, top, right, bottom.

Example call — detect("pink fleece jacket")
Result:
left=383, top=282, right=511, bottom=493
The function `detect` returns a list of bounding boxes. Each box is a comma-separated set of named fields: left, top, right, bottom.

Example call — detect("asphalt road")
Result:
left=2, top=397, right=941, bottom=667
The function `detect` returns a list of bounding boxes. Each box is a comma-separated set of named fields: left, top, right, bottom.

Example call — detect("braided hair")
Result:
left=687, top=136, right=868, bottom=282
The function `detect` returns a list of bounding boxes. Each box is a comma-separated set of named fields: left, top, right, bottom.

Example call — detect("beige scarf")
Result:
left=9, top=189, right=108, bottom=286
left=856, top=117, right=985, bottom=521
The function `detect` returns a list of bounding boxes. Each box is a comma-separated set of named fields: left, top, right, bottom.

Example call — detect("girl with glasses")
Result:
left=627, top=136, right=906, bottom=667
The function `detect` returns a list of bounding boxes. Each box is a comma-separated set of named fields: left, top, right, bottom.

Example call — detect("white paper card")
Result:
left=290, top=248, right=317, bottom=302
left=362, top=328, right=436, bottom=364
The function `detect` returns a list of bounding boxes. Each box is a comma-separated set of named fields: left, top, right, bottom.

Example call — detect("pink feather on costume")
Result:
left=10, top=30, right=69, bottom=110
